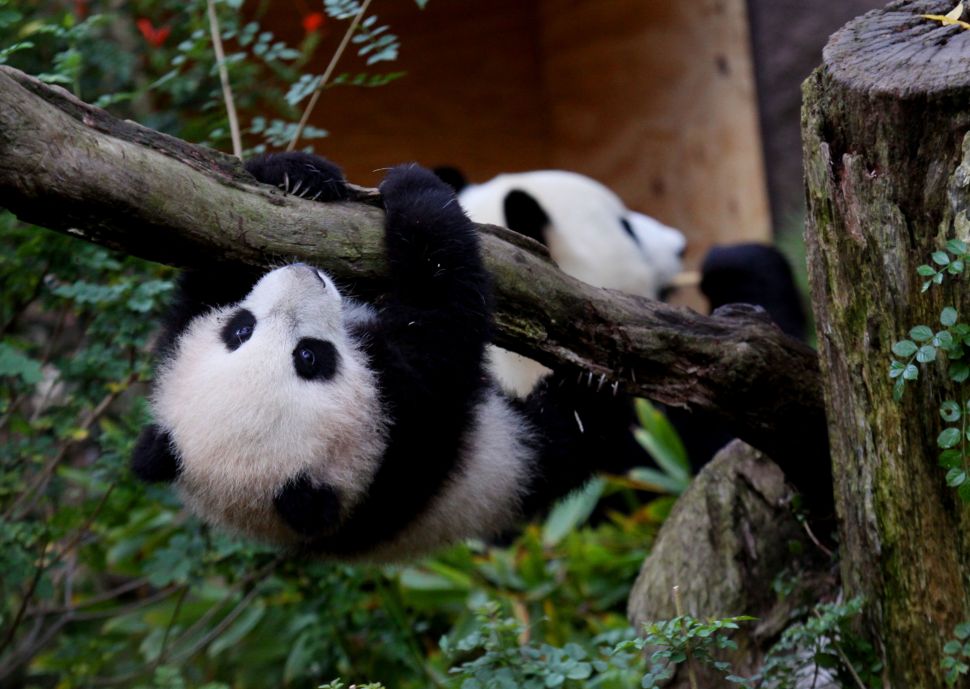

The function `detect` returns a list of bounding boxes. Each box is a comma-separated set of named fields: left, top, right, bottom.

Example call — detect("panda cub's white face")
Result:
left=152, top=264, right=386, bottom=544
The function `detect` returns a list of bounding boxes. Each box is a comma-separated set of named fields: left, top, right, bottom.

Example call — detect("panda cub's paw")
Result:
left=245, top=152, right=351, bottom=202
left=379, top=164, right=481, bottom=278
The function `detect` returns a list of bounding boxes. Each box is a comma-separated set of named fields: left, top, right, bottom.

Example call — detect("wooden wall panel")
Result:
left=537, top=0, right=771, bottom=268
left=264, top=0, right=771, bottom=299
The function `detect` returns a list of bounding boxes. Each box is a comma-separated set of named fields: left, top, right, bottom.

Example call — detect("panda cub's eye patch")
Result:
left=293, top=338, right=339, bottom=381
left=221, top=309, right=256, bottom=351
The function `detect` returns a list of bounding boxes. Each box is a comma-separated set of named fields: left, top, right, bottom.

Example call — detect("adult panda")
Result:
left=436, top=167, right=687, bottom=397
left=132, top=154, right=634, bottom=562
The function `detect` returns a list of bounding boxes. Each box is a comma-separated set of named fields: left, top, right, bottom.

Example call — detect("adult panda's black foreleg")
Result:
left=516, top=373, right=640, bottom=517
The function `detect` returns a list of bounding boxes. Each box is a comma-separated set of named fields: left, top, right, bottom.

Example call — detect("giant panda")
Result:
left=438, top=168, right=687, bottom=397
left=131, top=153, right=634, bottom=563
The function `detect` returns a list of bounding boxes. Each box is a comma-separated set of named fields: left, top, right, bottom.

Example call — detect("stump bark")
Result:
left=803, top=2, right=970, bottom=685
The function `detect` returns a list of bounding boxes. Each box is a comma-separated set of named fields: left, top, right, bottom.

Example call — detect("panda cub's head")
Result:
left=456, top=170, right=687, bottom=299
left=152, top=264, right=385, bottom=544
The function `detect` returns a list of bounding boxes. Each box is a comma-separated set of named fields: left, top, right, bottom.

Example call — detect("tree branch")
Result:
left=0, top=66, right=830, bottom=509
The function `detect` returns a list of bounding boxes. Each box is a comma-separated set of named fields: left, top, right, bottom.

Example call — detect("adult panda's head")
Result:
left=454, top=170, right=687, bottom=299
left=151, top=264, right=385, bottom=544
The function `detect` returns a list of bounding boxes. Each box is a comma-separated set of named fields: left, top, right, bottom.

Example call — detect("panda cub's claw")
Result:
left=245, top=152, right=351, bottom=203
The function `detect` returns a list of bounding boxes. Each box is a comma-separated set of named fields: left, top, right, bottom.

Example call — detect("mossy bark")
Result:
left=802, top=2, right=970, bottom=685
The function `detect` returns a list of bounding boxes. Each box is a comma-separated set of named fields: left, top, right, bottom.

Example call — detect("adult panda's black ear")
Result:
left=503, top=189, right=550, bottom=246
left=131, top=425, right=182, bottom=483
left=245, top=152, right=350, bottom=202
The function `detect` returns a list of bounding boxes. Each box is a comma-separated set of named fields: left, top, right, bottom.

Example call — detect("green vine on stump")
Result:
left=889, top=239, right=970, bottom=503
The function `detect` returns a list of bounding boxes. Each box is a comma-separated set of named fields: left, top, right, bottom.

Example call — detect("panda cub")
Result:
left=132, top=153, right=632, bottom=562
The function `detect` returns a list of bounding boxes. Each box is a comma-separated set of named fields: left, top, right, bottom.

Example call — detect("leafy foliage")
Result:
left=752, top=597, right=881, bottom=689
left=890, top=240, right=970, bottom=502
left=943, top=620, right=970, bottom=686
left=613, top=612, right=755, bottom=688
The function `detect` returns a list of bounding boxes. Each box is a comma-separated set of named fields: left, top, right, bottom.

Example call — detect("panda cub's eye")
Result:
left=293, top=337, right=339, bottom=381
left=221, top=309, right=256, bottom=352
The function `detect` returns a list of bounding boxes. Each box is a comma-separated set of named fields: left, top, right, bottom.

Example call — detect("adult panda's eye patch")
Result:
left=293, top=337, right=339, bottom=381
left=221, top=309, right=256, bottom=351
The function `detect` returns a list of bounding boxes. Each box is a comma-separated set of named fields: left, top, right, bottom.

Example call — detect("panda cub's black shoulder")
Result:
left=132, top=153, right=635, bottom=562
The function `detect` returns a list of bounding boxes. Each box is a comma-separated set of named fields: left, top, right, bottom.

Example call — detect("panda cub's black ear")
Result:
left=503, top=189, right=551, bottom=246
left=245, top=152, right=351, bottom=202
left=131, top=424, right=181, bottom=483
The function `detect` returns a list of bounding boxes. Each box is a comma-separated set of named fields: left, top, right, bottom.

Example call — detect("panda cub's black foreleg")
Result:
left=373, top=164, right=491, bottom=403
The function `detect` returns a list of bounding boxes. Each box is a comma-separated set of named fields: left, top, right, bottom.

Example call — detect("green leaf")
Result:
left=946, top=468, right=967, bottom=487
left=939, top=428, right=962, bottom=449
left=633, top=399, right=690, bottom=480
left=934, top=251, right=952, bottom=266
left=0, top=342, right=44, bottom=385
left=891, top=340, right=918, bottom=357
left=917, top=264, right=937, bottom=277
left=939, top=449, right=963, bottom=468
left=541, top=477, right=604, bottom=547
left=902, top=364, right=919, bottom=381
left=208, top=601, right=265, bottom=656
left=945, top=640, right=962, bottom=655
left=893, top=377, right=907, bottom=401
left=959, top=482, right=970, bottom=503
left=951, top=362, right=970, bottom=383
left=917, top=345, right=938, bottom=363
left=942, top=307, right=960, bottom=327
left=949, top=260, right=965, bottom=274
left=910, top=325, right=934, bottom=342
left=947, top=239, right=968, bottom=254
left=941, top=401, right=962, bottom=422
left=936, top=330, right=956, bottom=349
left=955, top=622, right=970, bottom=640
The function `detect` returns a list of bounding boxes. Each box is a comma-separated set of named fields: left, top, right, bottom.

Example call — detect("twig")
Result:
left=815, top=610, right=868, bottom=689
left=206, top=0, right=243, bottom=158
left=287, top=0, right=373, bottom=152
left=7, top=374, right=135, bottom=519
left=0, top=537, right=49, bottom=656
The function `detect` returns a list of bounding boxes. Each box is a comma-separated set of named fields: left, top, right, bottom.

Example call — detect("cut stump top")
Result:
left=824, top=0, right=970, bottom=98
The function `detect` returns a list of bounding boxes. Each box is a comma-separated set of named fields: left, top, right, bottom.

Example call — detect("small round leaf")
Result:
left=938, top=427, right=962, bottom=449
left=916, top=345, right=938, bottom=363
left=942, top=307, right=959, bottom=327
left=933, top=251, right=952, bottom=266
left=941, top=400, right=962, bottom=422
left=946, top=468, right=967, bottom=487
left=892, top=340, right=918, bottom=357
left=917, top=264, right=937, bottom=276
left=910, top=326, right=934, bottom=342
left=902, top=364, right=919, bottom=381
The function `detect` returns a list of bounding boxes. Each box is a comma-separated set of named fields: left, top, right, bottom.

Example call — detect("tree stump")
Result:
left=803, top=2, right=970, bottom=685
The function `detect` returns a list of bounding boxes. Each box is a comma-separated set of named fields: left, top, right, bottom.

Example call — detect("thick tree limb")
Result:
left=0, top=66, right=830, bottom=508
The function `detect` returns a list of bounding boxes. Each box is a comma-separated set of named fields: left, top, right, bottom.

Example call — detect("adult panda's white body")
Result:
left=133, top=155, right=635, bottom=562
left=454, top=170, right=686, bottom=396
